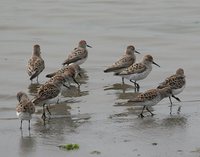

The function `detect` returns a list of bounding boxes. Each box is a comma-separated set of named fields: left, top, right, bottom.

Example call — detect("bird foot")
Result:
left=139, top=113, right=144, bottom=118
left=151, top=113, right=155, bottom=117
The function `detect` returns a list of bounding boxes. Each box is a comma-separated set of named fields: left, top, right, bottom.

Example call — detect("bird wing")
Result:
left=157, top=74, right=185, bottom=89
left=16, top=100, right=35, bottom=114
left=118, top=63, right=147, bottom=75
left=37, top=84, right=60, bottom=100
left=27, top=56, right=45, bottom=79
left=128, top=89, right=157, bottom=102
left=104, top=55, right=134, bottom=72
left=63, top=48, right=87, bottom=65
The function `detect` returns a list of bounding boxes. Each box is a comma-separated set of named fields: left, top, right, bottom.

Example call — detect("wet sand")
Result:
left=0, top=0, right=200, bottom=156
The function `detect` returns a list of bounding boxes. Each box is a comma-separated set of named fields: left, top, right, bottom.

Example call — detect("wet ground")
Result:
left=0, top=0, right=200, bottom=156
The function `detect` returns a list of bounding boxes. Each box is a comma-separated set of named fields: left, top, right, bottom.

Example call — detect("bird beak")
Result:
left=153, top=61, right=160, bottom=67
left=135, top=50, right=140, bottom=54
left=87, top=45, right=92, bottom=48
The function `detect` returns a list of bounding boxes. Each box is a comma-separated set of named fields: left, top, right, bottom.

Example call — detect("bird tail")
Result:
left=46, top=72, right=56, bottom=78
left=104, top=69, right=111, bottom=73
left=114, top=72, right=120, bottom=76
left=157, top=83, right=166, bottom=89
left=62, top=60, right=69, bottom=66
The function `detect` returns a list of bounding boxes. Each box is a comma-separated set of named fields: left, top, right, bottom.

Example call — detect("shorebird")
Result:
left=157, top=68, right=186, bottom=114
left=62, top=40, right=92, bottom=66
left=16, top=92, right=35, bottom=130
left=27, top=44, right=45, bottom=83
left=115, top=55, right=160, bottom=91
left=46, top=63, right=81, bottom=87
left=128, top=87, right=172, bottom=118
left=104, top=45, right=140, bottom=84
left=32, top=75, right=66, bottom=123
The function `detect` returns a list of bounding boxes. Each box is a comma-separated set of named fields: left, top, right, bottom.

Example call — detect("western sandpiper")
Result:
left=32, top=75, right=66, bottom=123
left=115, top=55, right=160, bottom=91
left=128, top=87, right=172, bottom=118
left=157, top=68, right=186, bottom=114
left=104, top=45, right=140, bottom=83
left=27, top=44, right=45, bottom=83
left=62, top=40, right=92, bottom=66
left=46, top=63, right=81, bottom=86
left=16, top=92, right=35, bottom=130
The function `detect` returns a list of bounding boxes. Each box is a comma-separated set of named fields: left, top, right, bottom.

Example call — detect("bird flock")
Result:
left=16, top=40, right=186, bottom=130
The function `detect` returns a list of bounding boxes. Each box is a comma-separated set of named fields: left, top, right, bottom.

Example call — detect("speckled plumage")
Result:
left=157, top=68, right=185, bottom=95
left=128, top=87, right=172, bottom=117
left=46, top=63, right=81, bottom=85
left=27, top=45, right=45, bottom=82
left=46, top=63, right=81, bottom=78
left=104, top=45, right=140, bottom=73
left=46, top=63, right=81, bottom=86
left=62, top=40, right=92, bottom=65
left=157, top=68, right=186, bottom=114
left=32, top=75, right=66, bottom=123
left=115, top=55, right=160, bottom=91
left=33, top=75, right=66, bottom=105
left=16, top=92, right=35, bottom=130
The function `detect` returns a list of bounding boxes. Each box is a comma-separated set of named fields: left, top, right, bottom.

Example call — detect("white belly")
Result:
left=35, top=96, right=60, bottom=106
left=75, top=57, right=87, bottom=65
left=172, top=84, right=185, bottom=95
left=132, top=94, right=162, bottom=107
left=124, top=68, right=151, bottom=81
left=16, top=112, right=32, bottom=121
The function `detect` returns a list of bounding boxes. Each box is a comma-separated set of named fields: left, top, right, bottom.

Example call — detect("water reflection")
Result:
left=34, top=103, right=75, bottom=136
left=34, top=102, right=71, bottom=120
left=61, top=85, right=89, bottom=98
left=104, top=83, right=138, bottom=102
left=33, top=103, right=91, bottom=136
left=19, top=135, right=36, bottom=157
left=104, top=83, right=134, bottom=93
left=161, top=115, right=187, bottom=128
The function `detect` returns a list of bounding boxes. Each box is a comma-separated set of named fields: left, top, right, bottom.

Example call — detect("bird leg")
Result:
left=20, top=120, right=23, bottom=130
left=172, top=95, right=181, bottom=102
left=63, top=84, right=70, bottom=89
left=135, top=82, right=140, bottom=92
left=122, top=77, right=125, bottom=85
left=177, top=106, right=182, bottom=114
left=28, top=120, right=31, bottom=130
left=139, top=106, right=146, bottom=118
left=36, top=76, right=39, bottom=84
left=146, top=107, right=155, bottom=116
left=42, top=104, right=46, bottom=125
left=169, top=96, right=173, bottom=115
left=130, top=80, right=140, bottom=92
left=130, top=80, right=136, bottom=91
left=78, top=73, right=82, bottom=78
left=73, top=77, right=80, bottom=87
left=46, top=105, right=51, bottom=116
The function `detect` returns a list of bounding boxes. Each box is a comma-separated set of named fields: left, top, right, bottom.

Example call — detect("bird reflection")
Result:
left=34, top=103, right=75, bottom=135
left=19, top=135, right=36, bottom=156
left=61, top=85, right=89, bottom=98
left=161, top=115, right=187, bottom=128
left=33, top=102, right=91, bottom=135
left=104, top=83, right=134, bottom=92
left=104, top=83, right=136, bottom=100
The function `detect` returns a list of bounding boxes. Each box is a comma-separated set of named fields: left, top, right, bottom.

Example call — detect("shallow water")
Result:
left=1, top=0, right=200, bottom=156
